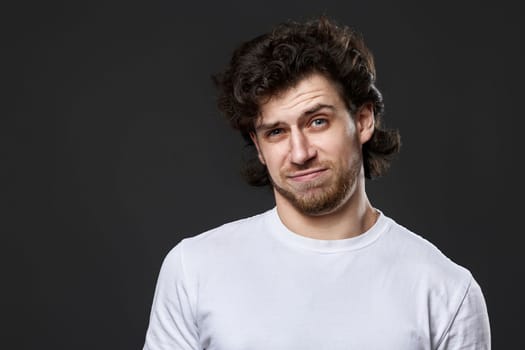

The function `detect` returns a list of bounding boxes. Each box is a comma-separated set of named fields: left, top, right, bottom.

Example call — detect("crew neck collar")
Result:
left=265, top=207, right=390, bottom=253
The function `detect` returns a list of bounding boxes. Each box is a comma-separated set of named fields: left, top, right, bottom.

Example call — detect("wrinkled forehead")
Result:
left=254, top=73, right=350, bottom=127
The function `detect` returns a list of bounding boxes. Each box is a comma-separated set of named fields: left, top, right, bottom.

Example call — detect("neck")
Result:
left=274, top=180, right=377, bottom=240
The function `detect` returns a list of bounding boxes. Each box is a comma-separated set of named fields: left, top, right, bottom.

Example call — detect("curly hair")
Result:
left=213, top=16, right=401, bottom=186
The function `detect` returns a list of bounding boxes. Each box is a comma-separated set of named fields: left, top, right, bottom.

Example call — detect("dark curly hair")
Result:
left=213, top=16, right=401, bottom=186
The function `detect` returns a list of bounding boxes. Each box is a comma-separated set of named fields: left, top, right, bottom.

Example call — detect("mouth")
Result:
left=287, top=168, right=328, bottom=182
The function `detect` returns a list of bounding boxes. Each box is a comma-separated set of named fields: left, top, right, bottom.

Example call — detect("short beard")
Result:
left=271, top=159, right=361, bottom=216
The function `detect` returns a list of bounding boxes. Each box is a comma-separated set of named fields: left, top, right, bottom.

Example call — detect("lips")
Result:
left=287, top=168, right=328, bottom=182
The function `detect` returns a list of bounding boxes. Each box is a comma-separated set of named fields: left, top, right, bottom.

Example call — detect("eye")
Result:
left=267, top=128, right=284, bottom=137
left=310, top=118, right=328, bottom=128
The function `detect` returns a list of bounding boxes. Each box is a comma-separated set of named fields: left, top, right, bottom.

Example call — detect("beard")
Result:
left=270, top=156, right=362, bottom=216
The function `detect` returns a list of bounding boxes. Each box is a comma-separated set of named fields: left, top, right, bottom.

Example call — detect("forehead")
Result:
left=257, top=74, right=345, bottom=123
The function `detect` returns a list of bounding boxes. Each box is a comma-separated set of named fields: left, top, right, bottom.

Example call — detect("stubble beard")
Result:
left=270, top=157, right=362, bottom=216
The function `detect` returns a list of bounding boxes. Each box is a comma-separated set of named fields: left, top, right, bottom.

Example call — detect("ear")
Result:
left=356, top=102, right=375, bottom=144
left=249, top=131, right=266, bottom=165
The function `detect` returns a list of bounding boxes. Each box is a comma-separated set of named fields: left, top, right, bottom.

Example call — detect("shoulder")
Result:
left=380, top=215, right=473, bottom=292
left=163, top=209, right=272, bottom=268
left=184, top=209, right=271, bottom=248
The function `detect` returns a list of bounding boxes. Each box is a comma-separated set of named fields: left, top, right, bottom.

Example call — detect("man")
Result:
left=143, top=17, right=490, bottom=349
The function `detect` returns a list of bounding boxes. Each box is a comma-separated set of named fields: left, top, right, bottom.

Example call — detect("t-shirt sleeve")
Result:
left=436, top=277, right=491, bottom=350
left=143, top=240, right=200, bottom=350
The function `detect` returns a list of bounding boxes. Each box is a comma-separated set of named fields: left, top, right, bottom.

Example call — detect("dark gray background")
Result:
left=3, top=0, right=524, bottom=349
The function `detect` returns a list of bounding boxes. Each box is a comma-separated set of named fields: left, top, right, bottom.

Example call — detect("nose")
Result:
left=289, top=130, right=317, bottom=165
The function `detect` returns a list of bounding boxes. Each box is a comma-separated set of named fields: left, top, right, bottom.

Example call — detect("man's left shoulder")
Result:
left=381, top=215, right=473, bottom=287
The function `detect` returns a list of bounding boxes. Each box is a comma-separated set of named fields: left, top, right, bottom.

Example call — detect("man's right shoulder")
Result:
left=165, top=208, right=273, bottom=263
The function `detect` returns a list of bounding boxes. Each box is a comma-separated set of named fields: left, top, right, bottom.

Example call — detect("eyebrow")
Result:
left=255, top=103, right=335, bottom=132
left=303, top=103, right=335, bottom=116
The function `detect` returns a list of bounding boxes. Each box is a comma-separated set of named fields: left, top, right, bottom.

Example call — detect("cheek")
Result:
left=321, top=132, right=357, bottom=154
left=323, top=137, right=361, bottom=167
left=256, top=140, right=276, bottom=163
left=259, top=146, right=284, bottom=171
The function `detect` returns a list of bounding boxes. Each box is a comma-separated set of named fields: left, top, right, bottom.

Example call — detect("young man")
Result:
left=143, top=17, right=490, bottom=349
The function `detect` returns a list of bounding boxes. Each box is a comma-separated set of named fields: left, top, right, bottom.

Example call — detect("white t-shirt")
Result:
left=143, top=208, right=490, bottom=349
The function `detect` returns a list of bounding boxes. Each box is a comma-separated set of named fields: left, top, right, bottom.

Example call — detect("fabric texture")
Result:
left=143, top=208, right=490, bottom=350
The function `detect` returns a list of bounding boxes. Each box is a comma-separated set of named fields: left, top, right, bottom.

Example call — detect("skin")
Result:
left=250, top=73, right=379, bottom=240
